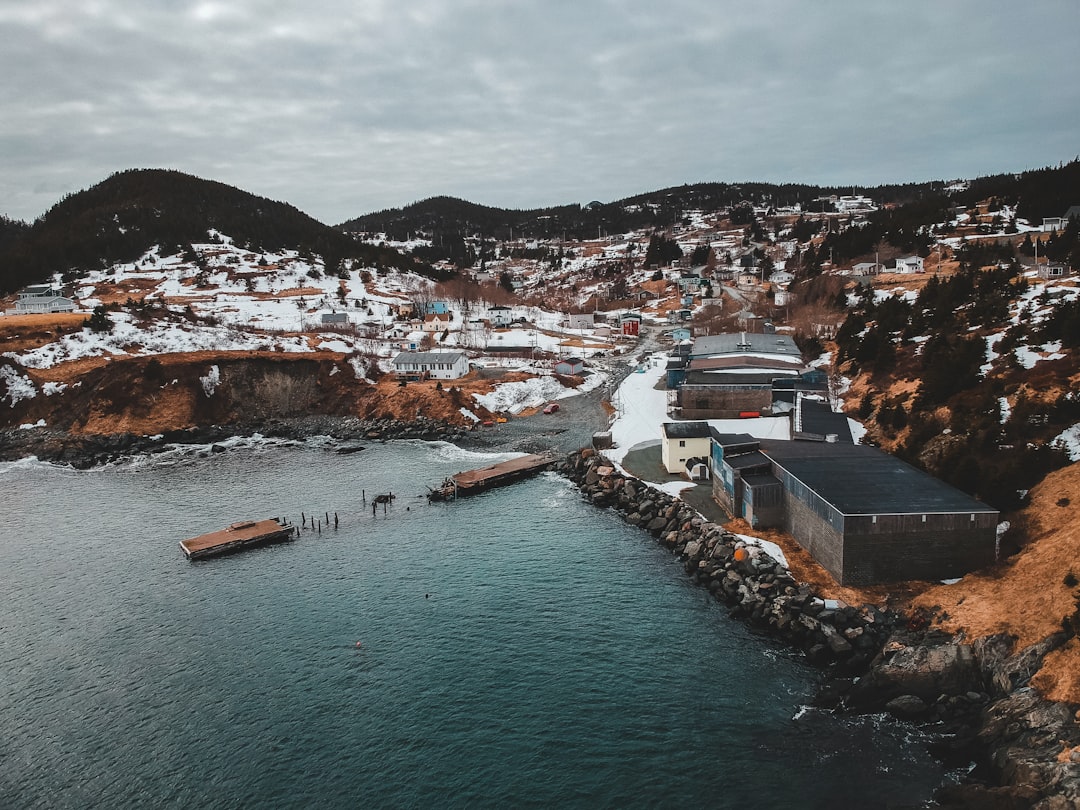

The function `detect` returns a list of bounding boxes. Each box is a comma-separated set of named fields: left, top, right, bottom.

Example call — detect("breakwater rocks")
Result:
left=558, top=449, right=899, bottom=674
left=561, top=449, right=1080, bottom=807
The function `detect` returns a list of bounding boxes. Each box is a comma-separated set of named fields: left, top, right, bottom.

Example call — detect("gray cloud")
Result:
left=1, top=0, right=1078, bottom=224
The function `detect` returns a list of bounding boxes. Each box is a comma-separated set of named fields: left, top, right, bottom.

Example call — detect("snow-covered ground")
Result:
left=604, top=351, right=791, bottom=467
left=472, top=371, right=606, bottom=415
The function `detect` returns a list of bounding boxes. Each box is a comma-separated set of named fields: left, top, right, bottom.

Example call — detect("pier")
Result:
left=180, top=518, right=294, bottom=560
left=428, top=453, right=555, bottom=501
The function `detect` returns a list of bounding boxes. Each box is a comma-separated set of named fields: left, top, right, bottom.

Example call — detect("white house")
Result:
left=567, top=313, right=594, bottom=330
left=893, top=256, right=924, bottom=274
left=488, top=305, right=514, bottom=328
left=8, top=284, right=76, bottom=315
left=661, top=422, right=713, bottom=475
left=392, top=351, right=469, bottom=380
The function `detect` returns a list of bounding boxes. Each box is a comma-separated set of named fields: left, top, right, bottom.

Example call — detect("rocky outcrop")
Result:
left=0, top=415, right=468, bottom=468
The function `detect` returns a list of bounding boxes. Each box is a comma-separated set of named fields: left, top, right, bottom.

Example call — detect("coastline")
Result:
left=559, top=447, right=1080, bottom=808
left=3, top=405, right=1077, bottom=805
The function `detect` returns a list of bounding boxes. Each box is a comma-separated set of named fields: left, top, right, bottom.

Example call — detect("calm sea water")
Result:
left=0, top=439, right=945, bottom=809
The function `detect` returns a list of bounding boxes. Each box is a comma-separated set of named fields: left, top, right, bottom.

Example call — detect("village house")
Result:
left=392, top=350, right=469, bottom=380
left=421, top=312, right=452, bottom=332
left=620, top=312, right=642, bottom=336
left=1038, top=263, right=1072, bottom=280
left=488, top=305, right=514, bottom=328
left=8, top=284, right=77, bottom=315
left=566, top=313, right=595, bottom=330
left=850, top=262, right=883, bottom=276
left=661, top=421, right=712, bottom=476
left=893, top=256, right=925, bottom=274
left=320, top=312, right=349, bottom=326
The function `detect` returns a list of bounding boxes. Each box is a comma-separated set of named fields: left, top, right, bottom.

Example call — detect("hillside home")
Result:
left=661, top=422, right=712, bottom=475
left=423, top=301, right=450, bottom=315
left=1042, top=206, right=1080, bottom=231
left=488, top=305, right=514, bottom=328
left=677, top=274, right=703, bottom=292
left=709, top=430, right=998, bottom=585
left=392, top=351, right=469, bottom=380
left=620, top=313, right=642, bottom=336
left=9, top=285, right=76, bottom=315
left=1038, top=263, right=1072, bottom=280
left=554, top=357, right=585, bottom=376
left=850, top=262, right=883, bottom=276
left=422, top=312, right=452, bottom=332
left=320, top=312, right=349, bottom=325
left=567, top=313, right=595, bottom=330
left=893, top=256, right=925, bottom=274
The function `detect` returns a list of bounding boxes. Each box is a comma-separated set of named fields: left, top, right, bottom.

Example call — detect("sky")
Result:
left=2, top=1, right=1079, bottom=225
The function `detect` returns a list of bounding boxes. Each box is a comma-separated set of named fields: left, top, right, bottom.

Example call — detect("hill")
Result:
left=0, top=169, right=445, bottom=295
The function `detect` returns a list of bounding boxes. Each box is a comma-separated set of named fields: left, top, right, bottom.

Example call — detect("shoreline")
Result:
left=559, top=447, right=1080, bottom=808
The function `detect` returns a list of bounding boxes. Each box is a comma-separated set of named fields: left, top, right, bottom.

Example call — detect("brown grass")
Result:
left=914, top=462, right=1080, bottom=703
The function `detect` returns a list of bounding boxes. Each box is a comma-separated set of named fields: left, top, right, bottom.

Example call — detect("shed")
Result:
left=554, top=357, right=585, bottom=376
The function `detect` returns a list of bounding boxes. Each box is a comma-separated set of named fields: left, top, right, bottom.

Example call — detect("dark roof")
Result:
left=743, top=473, right=782, bottom=489
left=759, top=441, right=996, bottom=516
left=709, top=431, right=761, bottom=455
left=796, top=399, right=854, bottom=444
left=663, top=421, right=712, bottom=439
left=724, top=451, right=771, bottom=471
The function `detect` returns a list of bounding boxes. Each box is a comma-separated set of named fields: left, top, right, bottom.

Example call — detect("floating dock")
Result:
left=428, top=453, right=555, bottom=501
left=180, top=518, right=294, bottom=560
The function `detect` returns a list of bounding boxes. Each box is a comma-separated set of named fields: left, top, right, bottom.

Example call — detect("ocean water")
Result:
left=0, top=440, right=945, bottom=808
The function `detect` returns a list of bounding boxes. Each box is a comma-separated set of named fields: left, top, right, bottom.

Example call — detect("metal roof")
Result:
left=759, top=441, right=997, bottom=516
left=796, top=400, right=854, bottom=444
left=690, top=332, right=801, bottom=359
left=393, top=351, right=466, bottom=365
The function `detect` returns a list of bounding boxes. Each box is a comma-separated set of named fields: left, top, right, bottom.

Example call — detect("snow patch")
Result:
left=1051, top=424, right=1080, bottom=462
left=1, top=366, right=36, bottom=406
left=200, top=365, right=221, bottom=397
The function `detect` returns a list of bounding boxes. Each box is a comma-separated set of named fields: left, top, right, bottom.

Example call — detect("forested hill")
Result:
left=0, top=169, right=439, bottom=295
left=338, top=180, right=954, bottom=243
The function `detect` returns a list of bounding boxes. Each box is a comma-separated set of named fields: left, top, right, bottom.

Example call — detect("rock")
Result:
left=849, top=638, right=982, bottom=709
left=885, top=694, right=929, bottom=719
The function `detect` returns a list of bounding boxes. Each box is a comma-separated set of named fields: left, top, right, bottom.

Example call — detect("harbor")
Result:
left=179, top=518, right=295, bottom=560
left=428, top=453, right=555, bottom=501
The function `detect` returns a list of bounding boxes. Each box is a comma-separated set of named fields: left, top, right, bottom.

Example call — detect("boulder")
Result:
left=885, top=694, right=930, bottom=719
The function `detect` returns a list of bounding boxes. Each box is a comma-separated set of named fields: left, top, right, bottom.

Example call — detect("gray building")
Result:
left=711, top=432, right=998, bottom=585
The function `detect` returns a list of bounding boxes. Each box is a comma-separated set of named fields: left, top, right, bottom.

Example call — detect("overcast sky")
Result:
left=2, top=1, right=1078, bottom=224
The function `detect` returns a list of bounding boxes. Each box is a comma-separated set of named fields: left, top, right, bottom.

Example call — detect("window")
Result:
left=679, top=440, right=686, bottom=447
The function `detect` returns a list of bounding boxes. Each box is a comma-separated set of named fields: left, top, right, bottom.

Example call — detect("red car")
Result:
left=543, top=403, right=560, bottom=414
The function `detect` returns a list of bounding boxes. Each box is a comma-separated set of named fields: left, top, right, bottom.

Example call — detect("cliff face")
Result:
left=0, top=351, right=491, bottom=437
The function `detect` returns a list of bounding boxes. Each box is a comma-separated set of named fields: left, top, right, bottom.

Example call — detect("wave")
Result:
left=416, top=440, right=525, bottom=465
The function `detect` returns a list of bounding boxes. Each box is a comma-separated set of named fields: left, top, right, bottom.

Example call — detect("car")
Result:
left=542, top=403, right=560, bottom=414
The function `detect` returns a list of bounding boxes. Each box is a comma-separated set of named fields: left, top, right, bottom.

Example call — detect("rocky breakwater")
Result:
left=561, top=448, right=1080, bottom=807
left=558, top=449, right=898, bottom=674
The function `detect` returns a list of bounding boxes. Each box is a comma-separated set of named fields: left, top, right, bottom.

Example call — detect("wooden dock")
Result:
left=428, top=453, right=555, bottom=501
left=180, top=518, right=294, bottom=560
